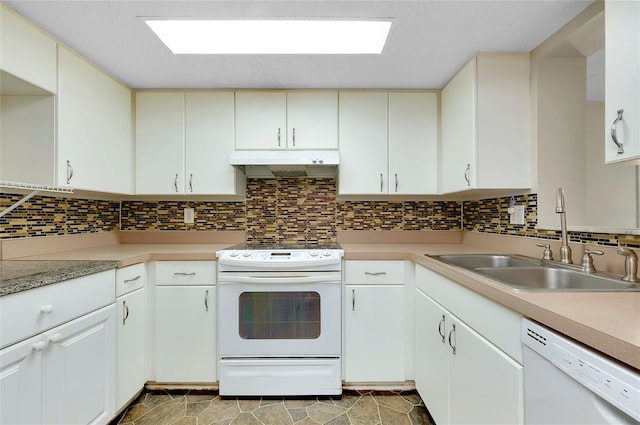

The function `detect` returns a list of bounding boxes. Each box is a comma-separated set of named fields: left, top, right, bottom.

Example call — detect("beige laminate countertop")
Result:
left=11, top=242, right=640, bottom=371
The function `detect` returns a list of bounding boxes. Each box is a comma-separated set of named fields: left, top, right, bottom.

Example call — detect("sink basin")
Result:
left=474, top=267, right=640, bottom=292
left=428, top=254, right=540, bottom=269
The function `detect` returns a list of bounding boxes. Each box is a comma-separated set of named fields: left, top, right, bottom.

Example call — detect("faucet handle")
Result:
left=581, top=249, right=603, bottom=273
left=536, top=243, right=553, bottom=261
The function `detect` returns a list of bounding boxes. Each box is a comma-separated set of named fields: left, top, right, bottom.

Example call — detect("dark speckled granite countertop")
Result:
left=0, top=260, right=120, bottom=297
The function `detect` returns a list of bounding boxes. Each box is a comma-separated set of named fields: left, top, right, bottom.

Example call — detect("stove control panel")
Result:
left=218, top=249, right=343, bottom=262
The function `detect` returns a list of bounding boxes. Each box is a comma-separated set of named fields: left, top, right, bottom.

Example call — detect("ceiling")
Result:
left=2, top=0, right=595, bottom=90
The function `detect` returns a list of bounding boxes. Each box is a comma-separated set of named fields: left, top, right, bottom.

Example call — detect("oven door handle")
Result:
left=218, top=275, right=339, bottom=285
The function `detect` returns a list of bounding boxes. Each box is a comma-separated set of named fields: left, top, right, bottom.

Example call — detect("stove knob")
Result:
left=322, top=249, right=332, bottom=257
left=242, top=250, right=252, bottom=257
left=229, top=250, right=239, bottom=257
left=309, top=250, right=319, bottom=257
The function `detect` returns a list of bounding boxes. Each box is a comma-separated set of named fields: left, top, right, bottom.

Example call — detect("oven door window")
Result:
left=239, top=291, right=321, bottom=339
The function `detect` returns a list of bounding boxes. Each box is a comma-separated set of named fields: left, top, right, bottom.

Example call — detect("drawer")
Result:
left=0, top=269, right=115, bottom=349
left=154, top=261, right=216, bottom=286
left=344, top=261, right=405, bottom=285
left=116, top=263, right=146, bottom=297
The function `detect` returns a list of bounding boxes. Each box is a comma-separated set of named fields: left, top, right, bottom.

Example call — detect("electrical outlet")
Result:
left=184, top=208, right=194, bottom=224
left=510, top=205, right=525, bottom=225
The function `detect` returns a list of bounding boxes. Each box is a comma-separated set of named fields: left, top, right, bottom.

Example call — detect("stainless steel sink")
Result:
left=429, top=254, right=540, bottom=269
left=427, top=253, right=640, bottom=292
left=474, top=267, right=640, bottom=292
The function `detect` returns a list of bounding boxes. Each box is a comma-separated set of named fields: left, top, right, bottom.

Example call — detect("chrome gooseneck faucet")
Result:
left=556, top=188, right=572, bottom=264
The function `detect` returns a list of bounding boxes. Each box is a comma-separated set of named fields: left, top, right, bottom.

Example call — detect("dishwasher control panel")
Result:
left=523, top=319, right=640, bottom=422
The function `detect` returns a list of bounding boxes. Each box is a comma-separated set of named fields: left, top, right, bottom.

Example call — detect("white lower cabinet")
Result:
left=0, top=305, right=116, bottom=425
left=344, top=261, right=406, bottom=382
left=115, top=263, right=147, bottom=410
left=414, top=265, right=524, bottom=424
left=154, top=261, right=217, bottom=383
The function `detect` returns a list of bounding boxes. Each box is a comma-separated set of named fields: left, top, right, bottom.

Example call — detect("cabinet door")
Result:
left=116, top=288, right=146, bottom=410
left=605, top=0, right=640, bottom=163
left=0, top=6, right=57, bottom=93
left=0, top=334, right=44, bottom=425
left=58, top=46, right=132, bottom=194
left=235, top=91, right=287, bottom=150
left=135, top=92, right=185, bottom=194
left=414, top=290, right=449, bottom=425
left=44, top=305, right=116, bottom=425
left=441, top=58, right=476, bottom=193
left=344, top=285, right=404, bottom=382
left=286, top=92, right=338, bottom=149
left=155, top=286, right=216, bottom=382
left=389, top=92, right=439, bottom=194
left=185, top=92, right=241, bottom=194
left=338, top=92, right=389, bottom=194
left=448, top=316, right=523, bottom=425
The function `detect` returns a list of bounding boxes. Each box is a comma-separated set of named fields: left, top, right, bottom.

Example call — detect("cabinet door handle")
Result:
left=395, top=173, right=398, bottom=193
left=66, top=160, right=73, bottom=184
left=32, top=340, right=47, bottom=352
left=351, top=289, right=356, bottom=311
left=380, top=173, right=384, bottom=192
left=438, top=315, right=446, bottom=343
left=124, top=275, right=141, bottom=284
left=448, top=324, right=457, bottom=355
left=365, top=272, right=386, bottom=276
left=292, top=128, right=296, bottom=147
left=174, top=272, right=196, bottom=276
left=277, top=128, right=281, bottom=146
left=611, top=109, right=624, bottom=154
left=48, top=333, right=63, bottom=344
left=464, top=164, right=471, bottom=186
left=189, top=173, right=193, bottom=192
left=205, top=289, right=209, bottom=312
left=122, top=300, right=129, bottom=325
left=174, top=174, right=179, bottom=192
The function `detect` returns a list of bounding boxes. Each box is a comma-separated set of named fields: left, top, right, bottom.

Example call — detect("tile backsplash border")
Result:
left=3, top=180, right=640, bottom=248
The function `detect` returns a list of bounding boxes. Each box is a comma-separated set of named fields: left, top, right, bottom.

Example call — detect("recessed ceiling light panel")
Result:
left=144, top=19, right=391, bottom=54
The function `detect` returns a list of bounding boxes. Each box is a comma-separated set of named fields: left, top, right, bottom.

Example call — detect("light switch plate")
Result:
left=510, top=205, right=525, bottom=225
left=184, top=208, right=194, bottom=224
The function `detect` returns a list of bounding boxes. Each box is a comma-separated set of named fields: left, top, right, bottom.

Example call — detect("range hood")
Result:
left=229, top=150, right=339, bottom=178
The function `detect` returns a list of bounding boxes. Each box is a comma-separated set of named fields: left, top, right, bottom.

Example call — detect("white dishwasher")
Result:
left=522, top=319, right=640, bottom=424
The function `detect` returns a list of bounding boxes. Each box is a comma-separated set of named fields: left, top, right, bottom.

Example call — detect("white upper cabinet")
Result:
left=136, top=91, right=243, bottom=195
left=441, top=53, right=530, bottom=194
left=604, top=0, right=640, bottom=164
left=389, top=92, right=439, bottom=194
left=0, top=5, right=57, bottom=94
left=235, top=91, right=338, bottom=150
left=57, top=46, right=132, bottom=194
left=339, top=91, right=439, bottom=195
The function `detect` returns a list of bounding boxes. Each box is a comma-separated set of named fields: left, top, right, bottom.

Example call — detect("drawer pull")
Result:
left=174, top=272, right=196, bottom=276
left=364, top=272, right=387, bottom=276
left=124, top=275, right=141, bottom=283
left=32, top=341, right=47, bottom=352
left=40, top=304, right=53, bottom=314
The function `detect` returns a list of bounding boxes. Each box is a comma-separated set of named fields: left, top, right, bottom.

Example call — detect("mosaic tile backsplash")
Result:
left=3, top=180, right=640, bottom=248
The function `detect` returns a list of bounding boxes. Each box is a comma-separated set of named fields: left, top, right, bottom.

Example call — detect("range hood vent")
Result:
left=229, top=150, right=339, bottom=178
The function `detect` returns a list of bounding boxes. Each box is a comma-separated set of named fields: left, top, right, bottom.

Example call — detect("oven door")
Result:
left=218, top=272, right=341, bottom=357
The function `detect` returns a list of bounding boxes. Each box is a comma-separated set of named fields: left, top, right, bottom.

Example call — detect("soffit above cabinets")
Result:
left=1, top=0, right=593, bottom=90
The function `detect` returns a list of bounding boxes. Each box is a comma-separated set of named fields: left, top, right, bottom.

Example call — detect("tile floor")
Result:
left=111, top=389, right=434, bottom=425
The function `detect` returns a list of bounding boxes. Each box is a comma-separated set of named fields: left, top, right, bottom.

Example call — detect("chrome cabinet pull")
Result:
left=277, top=128, right=281, bottom=146
left=448, top=324, right=457, bottom=355
left=438, top=315, right=446, bottom=343
left=365, top=272, right=387, bottom=276
left=66, top=160, right=73, bottom=184
left=205, top=289, right=209, bottom=312
left=464, top=164, right=470, bottom=186
left=395, top=173, right=398, bottom=192
left=174, top=272, right=196, bottom=276
left=189, top=173, right=193, bottom=192
left=174, top=174, right=179, bottom=192
left=122, top=300, right=129, bottom=325
left=611, top=109, right=624, bottom=154
left=352, top=289, right=356, bottom=311
left=292, top=128, right=296, bottom=146
left=124, top=275, right=141, bottom=284
left=380, top=173, right=384, bottom=192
